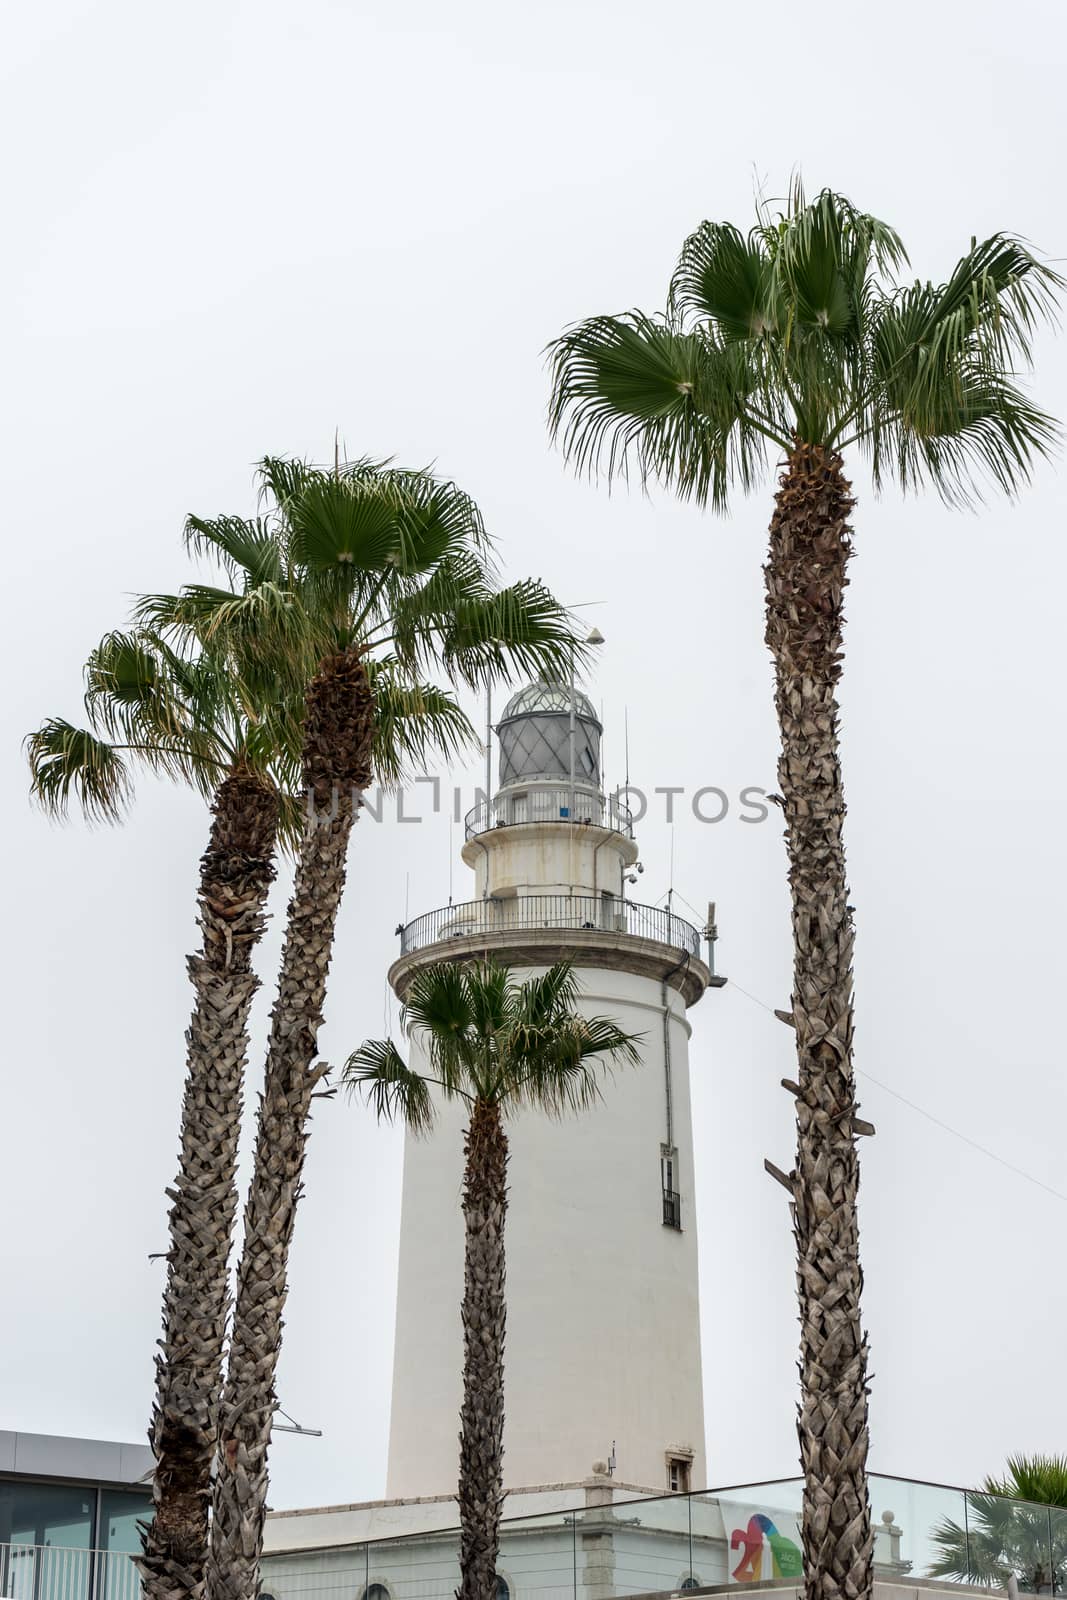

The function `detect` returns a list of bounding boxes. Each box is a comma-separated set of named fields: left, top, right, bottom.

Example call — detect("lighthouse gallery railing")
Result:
left=398, top=895, right=701, bottom=958
left=464, top=790, right=634, bottom=838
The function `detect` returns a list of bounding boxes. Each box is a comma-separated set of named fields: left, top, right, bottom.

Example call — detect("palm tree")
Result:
left=27, top=626, right=297, bottom=1600
left=27, top=613, right=456, bottom=1600
left=149, top=456, right=589, bottom=1600
left=547, top=183, right=1061, bottom=1600
left=345, top=959, right=641, bottom=1600
left=931, top=1456, right=1067, bottom=1592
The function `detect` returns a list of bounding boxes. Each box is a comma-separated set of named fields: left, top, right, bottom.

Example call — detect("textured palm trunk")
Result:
left=205, top=647, right=374, bottom=1600
left=457, top=1097, right=509, bottom=1600
left=140, top=762, right=278, bottom=1600
left=764, top=443, right=873, bottom=1600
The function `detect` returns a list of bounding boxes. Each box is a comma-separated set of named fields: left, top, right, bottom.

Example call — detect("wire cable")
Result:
left=667, top=888, right=1067, bottom=1208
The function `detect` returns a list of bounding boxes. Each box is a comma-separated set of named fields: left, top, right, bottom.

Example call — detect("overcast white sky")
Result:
left=3, top=0, right=1066, bottom=1518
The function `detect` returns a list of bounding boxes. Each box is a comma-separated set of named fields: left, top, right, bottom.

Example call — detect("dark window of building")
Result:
left=99, top=1490, right=153, bottom=1600
left=99, top=1490, right=152, bottom=1554
left=680, top=1576, right=701, bottom=1591
left=0, top=1480, right=95, bottom=1548
left=362, top=1585, right=390, bottom=1600
left=496, top=1577, right=510, bottom=1600
left=667, top=1456, right=691, bottom=1494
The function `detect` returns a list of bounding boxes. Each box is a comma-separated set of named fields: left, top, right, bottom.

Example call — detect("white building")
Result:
left=383, top=681, right=721, bottom=1501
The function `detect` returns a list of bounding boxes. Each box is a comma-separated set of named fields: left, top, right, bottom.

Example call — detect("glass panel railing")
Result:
left=492, top=1510, right=575, bottom=1600
left=712, top=1478, right=804, bottom=1588
left=957, top=1488, right=1056, bottom=1593
left=1049, top=1505, right=1067, bottom=1594
left=260, top=1545, right=369, bottom=1600
left=587, top=1486, right=691, bottom=1598
left=368, top=1532, right=461, bottom=1600
left=259, top=1474, right=1067, bottom=1600
left=869, top=1472, right=968, bottom=1582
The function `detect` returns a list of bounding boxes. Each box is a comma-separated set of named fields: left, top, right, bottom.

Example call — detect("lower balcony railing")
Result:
left=398, top=894, right=702, bottom=959
left=0, top=1545, right=141, bottom=1600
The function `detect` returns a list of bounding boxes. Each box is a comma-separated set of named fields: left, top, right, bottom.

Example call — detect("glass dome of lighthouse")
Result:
left=497, top=680, right=602, bottom=791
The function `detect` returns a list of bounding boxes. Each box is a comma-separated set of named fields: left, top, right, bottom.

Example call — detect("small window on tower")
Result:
left=667, top=1455, right=692, bottom=1494
left=662, top=1148, right=681, bottom=1229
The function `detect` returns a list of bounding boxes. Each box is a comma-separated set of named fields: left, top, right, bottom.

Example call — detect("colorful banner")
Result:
left=721, top=1504, right=804, bottom=1584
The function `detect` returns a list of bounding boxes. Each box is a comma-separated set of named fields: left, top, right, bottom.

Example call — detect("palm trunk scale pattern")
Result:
left=766, top=444, right=871, bottom=1600
left=205, top=647, right=375, bottom=1600
left=141, top=762, right=278, bottom=1600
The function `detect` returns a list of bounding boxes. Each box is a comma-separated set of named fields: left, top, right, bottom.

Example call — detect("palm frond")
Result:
left=25, top=719, right=134, bottom=823
left=256, top=454, right=315, bottom=515
left=390, top=474, right=492, bottom=575
left=440, top=580, right=592, bottom=691
left=998, top=1456, right=1067, bottom=1508
left=402, top=963, right=479, bottom=1088
left=923, top=235, right=1062, bottom=370
left=669, top=221, right=779, bottom=339
left=287, top=473, right=404, bottom=574
left=548, top=311, right=780, bottom=509
left=342, top=1038, right=436, bottom=1136
left=183, top=515, right=284, bottom=588
left=274, top=787, right=311, bottom=856
left=867, top=288, right=1061, bottom=504
left=135, top=583, right=319, bottom=686
left=508, top=966, right=641, bottom=1115
left=84, top=631, right=179, bottom=741
left=774, top=185, right=908, bottom=285
left=366, top=665, right=477, bottom=787
left=515, top=961, right=582, bottom=1025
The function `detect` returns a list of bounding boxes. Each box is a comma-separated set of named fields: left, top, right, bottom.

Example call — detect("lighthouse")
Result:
left=385, top=681, right=721, bottom=1498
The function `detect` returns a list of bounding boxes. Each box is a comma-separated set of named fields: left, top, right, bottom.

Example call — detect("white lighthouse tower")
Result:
left=385, top=681, right=721, bottom=1499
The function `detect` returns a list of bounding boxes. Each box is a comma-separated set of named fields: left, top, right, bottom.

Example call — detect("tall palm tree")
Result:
left=547, top=183, right=1061, bottom=1600
left=150, top=456, right=588, bottom=1600
left=931, top=1455, right=1067, bottom=1592
left=345, top=959, right=641, bottom=1600
left=27, top=613, right=459, bottom=1600
left=27, top=627, right=297, bottom=1600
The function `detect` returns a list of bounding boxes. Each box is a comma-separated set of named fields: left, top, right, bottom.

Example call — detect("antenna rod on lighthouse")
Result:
left=485, top=684, right=492, bottom=826
left=568, top=652, right=576, bottom=826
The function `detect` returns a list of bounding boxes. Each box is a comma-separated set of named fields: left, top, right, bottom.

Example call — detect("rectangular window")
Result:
left=668, top=1456, right=692, bottom=1494
left=661, top=1148, right=681, bottom=1229
left=99, top=1489, right=154, bottom=1600
left=0, top=1481, right=96, bottom=1600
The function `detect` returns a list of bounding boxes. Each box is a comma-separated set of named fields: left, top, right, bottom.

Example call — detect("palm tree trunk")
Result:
left=457, top=1096, right=509, bottom=1600
left=205, top=646, right=374, bottom=1600
left=140, top=761, right=278, bottom=1600
left=764, top=442, right=873, bottom=1600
